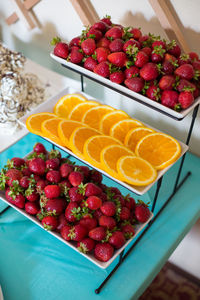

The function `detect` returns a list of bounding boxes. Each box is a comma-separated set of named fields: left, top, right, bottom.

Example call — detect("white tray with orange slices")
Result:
left=19, top=86, right=188, bottom=196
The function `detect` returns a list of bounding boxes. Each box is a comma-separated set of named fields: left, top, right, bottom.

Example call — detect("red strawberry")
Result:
left=151, top=45, right=166, bottom=63
left=135, top=203, right=150, bottom=223
left=164, top=53, right=177, bottom=63
left=94, top=61, right=110, bottom=78
left=123, top=39, right=141, bottom=52
left=48, top=150, right=61, bottom=159
left=46, top=158, right=60, bottom=170
left=29, top=158, right=46, bottom=176
left=113, top=194, right=125, bottom=206
left=42, top=215, right=58, bottom=230
left=22, top=167, right=32, bottom=177
left=107, top=52, right=126, bottom=68
left=61, top=225, right=72, bottom=241
left=189, top=52, right=199, bottom=61
left=99, top=215, right=116, bottom=230
left=92, top=21, right=108, bottom=33
left=101, top=15, right=112, bottom=26
left=77, top=238, right=95, bottom=253
left=25, top=189, right=39, bottom=202
left=124, top=77, right=144, bottom=92
left=25, top=202, right=40, bottom=215
left=65, top=202, right=78, bottom=222
left=95, top=47, right=110, bottom=63
left=85, top=183, right=102, bottom=197
left=121, top=223, right=135, bottom=239
left=152, top=40, right=166, bottom=49
left=176, top=79, right=196, bottom=93
left=89, top=170, right=102, bottom=184
left=109, top=39, right=124, bottom=52
left=167, top=40, right=181, bottom=57
left=81, top=38, right=96, bottom=55
left=94, top=243, right=114, bottom=262
left=146, top=85, right=161, bottom=101
left=79, top=215, right=97, bottom=231
left=161, top=90, right=179, bottom=109
left=175, top=64, right=195, bottom=80
left=44, top=185, right=60, bottom=199
left=70, top=48, right=84, bottom=64
left=56, top=214, right=68, bottom=232
left=45, top=198, right=66, bottom=215
left=109, top=231, right=125, bottom=249
left=19, top=176, right=29, bottom=189
left=69, top=36, right=81, bottom=49
left=69, top=186, right=84, bottom=202
left=87, top=28, right=102, bottom=41
left=33, top=143, right=46, bottom=154
left=141, top=47, right=152, bottom=57
left=120, top=207, right=130, bottom=221
left=130, top=28, right=142, bottom=40
left=10, top=157, right=25, bottom=168
left=124, top=196, right=136, bottom=210
left=140, top=63, right=159, bottom=81
left=5, top=188, right=25, bottom=208
left=52, top=38, right=69, bottom=59
left=192, top=61, right=200, bottom=71
left=124, top=66, right=139, bottom=79
left=139, top=35, right=152, bottom=47
left=68, top=224, right=88, bottom=242
left=93, top=208, right=103, bottom=219
left=178, top=54, right=191, bottom=66
left=5, top=169, right=22, bottom=186
left=110, top=71, right=125, bottom=84
left=60, top=163, right=74, bottom=178
left=96, top=37, right=110, bottom=49
left=159, top=75, right=175, bottom=90
left=109, top=187, right=121, bottom=196
left=162, top=60, right=175, bottom=75
left=89, top=226, right=106, bottom=241
left=178, top=91, right=194, bottom=109
left=86, top=196, right=102, bottom=210
left=36, top=179, right=48, bottom=192
left=46, top=170, right=61, bottom=183
left=68, top=171, right=83, bottom=186
left=84, top=56, right=97, bottom=71
left=105, top=26, right=123, bottom=40
left=135, top=51, right=149, bottom=68
left=100, top=201, right=116, bottom=217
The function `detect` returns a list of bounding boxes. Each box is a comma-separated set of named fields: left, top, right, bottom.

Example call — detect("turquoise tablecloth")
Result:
left=0, top=134, right=200, bottom=300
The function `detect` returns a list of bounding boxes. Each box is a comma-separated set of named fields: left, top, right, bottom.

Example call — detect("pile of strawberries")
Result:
left=51, top=15, right=200, bottom=111
left=0, top=143, right=151, bottom=263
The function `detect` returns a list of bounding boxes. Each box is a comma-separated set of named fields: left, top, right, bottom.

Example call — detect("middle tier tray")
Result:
left=19, top=86, right=188, bottom=196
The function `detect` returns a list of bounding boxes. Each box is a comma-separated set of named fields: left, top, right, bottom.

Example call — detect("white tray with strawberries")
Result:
left=0, top=147, right=153, bottom=269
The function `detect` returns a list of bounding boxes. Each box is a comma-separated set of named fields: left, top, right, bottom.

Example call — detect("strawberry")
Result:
left=120, top=207, right=130, bottom=221
left=124, top=196, right=136, bottom=210
left=161, top=90, right=179, bottom=109
left=45, top=198, right=66, bottom=215
left=159, top=75, right=175, bottom=90
left=61, top=225, right=72, bottom=241
left=109, top=39, right=124, bottom=52
left=105, top=26, right=123, bottom=40
left=81, top=38, right=96, bottom=55
left=107, top=52, right=127, bottom=68
left=10, top=157, right=25, bottom=168
left=96, top=37, right=110, bottom=49
left=141, top=47, right=152, bottom=57
left=178, top=91, right=194, bottom=109
left=92, top=21, right=108, bottom=33
left=29, top=158, right=46, bottom=176
left=100, top=201, right=116, bottom=217
left=139, top=35, right=152, bottom=47
left=25, top=202, right=40, bottom=215
left=36, top=179, right=48, bottom=192
left=113, top=194, right=125, bottom=206
left=42, top=215, right=58, bottom=230
left=109, top=187, right=121, bottom=196
left=124, top=66, right=139, bottom=79
left=164, top=53, right=177, bottom=63
left=94, top=47, right=110, bottom=63
left=175, top=64, right=195, bottom=80
left=5, top=169, right=22, bottom=186
left=124, top=77, right=144, bottom=92
left=135, top=51, right=149, bottom=68
left=152, top=40, right=166, bottom=49
left=192, top=61, right=200, bottom=71
left=5, top=188, right=25, bottom=208
left=25, top=189, right=39, bottom=202
left=85, top=183, right=102, bottom=197
left=89, top=226, right=106, bottom=241
left=87, top=28, right=103, bottom=41
left=77, top=238, right=95, bottom=253
left=176, top=79, right=196, bottom=93
left=123, top=39, right=141, bottom=53
left=109, top=231, right=125, bottom=249
left=101, top=15, right=112, bottom=26
left=68, top=224, right=88, bottom=242
left=79, top=215, right=97, bottom=230
left=33, top=143, right=46, bottom=155
left=162, top=60, right=175, bottom=75
left=51, top=37, right=69, bottom=59
left=22, top=167, right=32, bottom=177
left=70, top=48, right=84, bottom=64
left=178, top=54, right=191, bottom=66
left=60, top=163, right=74, bottom=178
left=83, top=57, right=97, bottom=71
left=86, top=195, right=102, bottom=209
left=135, top=202, right=150, bottom=223
left=69, top=36, right=81, bottom=49
left=167, top=40, right=181, bottom=57
left=19, top=176, right=30, bottom=188
left=98, top=215, right=116, bottom=230
left=110, top=71, right=125, bottom=84
left=68, top=171, right=83, bottom=186
left=56, top=213, right=68, bottom=232
left=130, top=28, right=142, bottom=40
left=146, top=85, right=161, bottom=101
left=121, top=223, right=135, bottom=239
left=151, top=45, right=166, bottom=63
left=94, top=61, right=110, bottom=77
left=140, top=63, right=159, bottom=81
left=189, top=52, right=199, bottom=62
left=89, top=170, right=102, bottom=184
left=94, top=243, right=114, bottom=262
left=44, top=185, right=60, bottom=199
left=46, top=170, right=61, bottom=183
left=69, top=186, right=84, bottom=202
left=65, top=202, right=78, bottom=222
left=46, top=158, right=60, bottom=170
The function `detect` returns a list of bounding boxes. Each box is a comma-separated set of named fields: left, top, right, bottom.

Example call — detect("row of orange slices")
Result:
left=26, top=93, right=181, bottom=186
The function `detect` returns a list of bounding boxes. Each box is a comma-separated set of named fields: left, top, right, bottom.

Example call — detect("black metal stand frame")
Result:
left=0, top=70, right=199, bottom=295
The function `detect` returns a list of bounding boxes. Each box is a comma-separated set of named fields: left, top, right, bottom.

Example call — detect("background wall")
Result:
left=0, top=0, right=200, bottom=156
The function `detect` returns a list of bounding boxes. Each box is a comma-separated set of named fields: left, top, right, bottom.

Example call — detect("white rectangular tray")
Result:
left=50, top=52, right=200, bottom=120
left=0, top=151, right=153, bottom=269
left=19, top=86, right=188, bottom=196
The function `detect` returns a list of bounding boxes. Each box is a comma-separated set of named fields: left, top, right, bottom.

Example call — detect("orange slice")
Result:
left=110, top=119, right=143, bottom=143
left=135, top=133, right=181, bottom=170
left=99, top=110, right=130, bottom=135
left=83, top=135, right=121, bottom=169
left=26, top=112, right=56, bottom=136
left=100, top=144, right=134, bottom=180
left=53, top=93, right=87, bottom=118
left=58, top=120, right=87, bottom=148
left=124, top=127, right=155, bottom=152
left=41, top=117, right=64, bottom=145
left=82, top=105, right=115, bottom=130
left=117, top=156, right=157, bottom=186
left=69, top=127, right=102, bottom=160
left=68, top=101, right=100, bottom=121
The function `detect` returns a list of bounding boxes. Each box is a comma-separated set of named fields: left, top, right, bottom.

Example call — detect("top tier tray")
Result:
left=51, top=53, right=200, bottom=121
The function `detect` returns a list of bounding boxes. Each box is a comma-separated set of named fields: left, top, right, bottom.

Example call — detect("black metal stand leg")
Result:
left=173, top=105, right=199, bottom=192
left=81, top=75, right=84, bottom=92
left=151, top=177, right=163, bottom=213
left=52, top=144, right=55, bottom=150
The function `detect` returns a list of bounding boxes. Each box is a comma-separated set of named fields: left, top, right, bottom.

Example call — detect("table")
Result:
left=0, top=133, right=200, bottom=300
